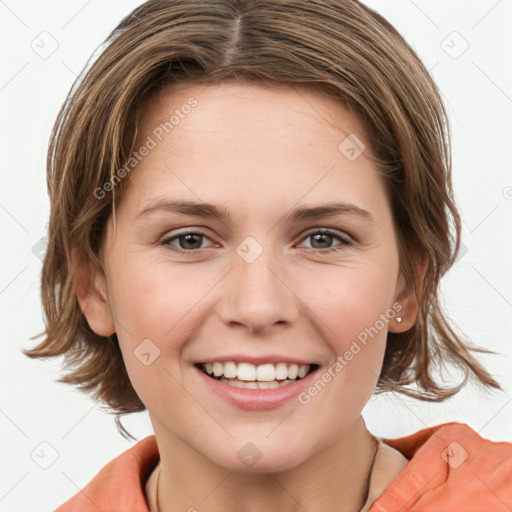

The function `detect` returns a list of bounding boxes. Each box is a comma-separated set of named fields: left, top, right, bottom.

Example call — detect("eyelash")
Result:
left=159, top=228, right=352, bottom=254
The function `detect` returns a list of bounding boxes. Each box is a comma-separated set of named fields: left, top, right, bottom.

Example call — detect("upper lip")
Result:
left=196, top=355, right=317, bottom=366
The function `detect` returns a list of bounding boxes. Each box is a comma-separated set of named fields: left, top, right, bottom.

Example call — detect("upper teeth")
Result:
left=204, top=362, right=310, bottom=381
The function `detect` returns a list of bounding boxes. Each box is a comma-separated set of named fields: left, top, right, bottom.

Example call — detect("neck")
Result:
left=152, top=416, right=380, bottom=512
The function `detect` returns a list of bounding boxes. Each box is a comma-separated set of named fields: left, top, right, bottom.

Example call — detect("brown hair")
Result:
left=24, top=0, right=501, bottom=440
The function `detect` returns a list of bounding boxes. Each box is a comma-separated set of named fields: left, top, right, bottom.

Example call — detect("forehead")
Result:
left=138, top=81, right=367, bottom=154
left=120, top=81, right=389, bottom=222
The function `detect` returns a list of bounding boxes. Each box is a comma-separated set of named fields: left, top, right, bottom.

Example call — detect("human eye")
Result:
left=158, top=227, right=353, bottom=255
left=297, top=228, right=353, bottom=253
left=159, top=229, right=215, bottom=253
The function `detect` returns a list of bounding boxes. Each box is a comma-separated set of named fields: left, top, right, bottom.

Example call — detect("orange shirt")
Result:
left=55, top=422, right=512, bottom=511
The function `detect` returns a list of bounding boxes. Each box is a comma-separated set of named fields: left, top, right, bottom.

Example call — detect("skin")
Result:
left=74, top=82, right=424, bottom=511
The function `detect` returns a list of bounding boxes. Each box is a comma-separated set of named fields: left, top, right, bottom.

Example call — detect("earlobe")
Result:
left=71, top=248, right=116, bottom=336
left=390, top=249, right=427, bottom=333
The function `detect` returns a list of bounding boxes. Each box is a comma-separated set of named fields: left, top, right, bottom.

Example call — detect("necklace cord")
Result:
left=358, top=435, right=380, bottom=512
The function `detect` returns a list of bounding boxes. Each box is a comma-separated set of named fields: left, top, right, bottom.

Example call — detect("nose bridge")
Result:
left=217, top=236, right=299, bottom=333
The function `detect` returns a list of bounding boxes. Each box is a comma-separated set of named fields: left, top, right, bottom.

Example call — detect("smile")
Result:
left=197, top=361, right=318, bottom=389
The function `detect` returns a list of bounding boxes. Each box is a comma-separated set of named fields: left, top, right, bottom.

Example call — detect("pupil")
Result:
left=181, top=233, right=201, bottom=249
left=312, top=233, right=331, bottom=249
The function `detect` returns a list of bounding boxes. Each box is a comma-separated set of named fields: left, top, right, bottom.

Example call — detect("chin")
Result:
left=205, top=441, right=311, bottom=474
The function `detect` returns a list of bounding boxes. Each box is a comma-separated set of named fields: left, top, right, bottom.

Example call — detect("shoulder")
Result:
left=54, top=435, right=160, bottom=512
left=370, top=422, right=512, bottom=512
left=384, top=421, right=512, bottom=461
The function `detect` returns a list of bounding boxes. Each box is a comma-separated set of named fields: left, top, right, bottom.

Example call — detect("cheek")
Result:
left=301, top=278, right=390, bottom=426
left=106, top=254, right=223, bottom=392
left=302, top=260, right=395, bottom=344
left=299, top=262, right=394, bottom=399
left=105, top=256, right=204, bottom=413
left=107, top=254, right=205, bottom=339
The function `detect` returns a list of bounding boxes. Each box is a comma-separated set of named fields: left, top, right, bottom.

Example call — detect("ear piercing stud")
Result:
left=396, top=302, right=403, bottom=323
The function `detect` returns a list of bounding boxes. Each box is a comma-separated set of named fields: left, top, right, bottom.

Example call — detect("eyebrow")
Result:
left=136, top=199, right=375, bottom=225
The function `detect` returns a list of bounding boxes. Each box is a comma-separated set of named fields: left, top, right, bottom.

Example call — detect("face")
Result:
left=84, top=82, right=414, bottom=473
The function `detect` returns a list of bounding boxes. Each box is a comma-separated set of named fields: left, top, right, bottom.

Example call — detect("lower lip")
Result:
left=194, top=365, right=319, bottom=410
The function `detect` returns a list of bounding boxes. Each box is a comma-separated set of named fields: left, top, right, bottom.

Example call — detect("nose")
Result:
left=216, top=247, right=300, bottom=334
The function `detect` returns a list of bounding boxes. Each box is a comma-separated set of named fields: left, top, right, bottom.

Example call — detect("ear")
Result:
left=71, top=247, right=116, bottom=336
left=389, top=247, right=427, bottom=333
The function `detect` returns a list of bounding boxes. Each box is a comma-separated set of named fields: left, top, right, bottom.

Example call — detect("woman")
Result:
left=25, top=0, right=512, bottom=510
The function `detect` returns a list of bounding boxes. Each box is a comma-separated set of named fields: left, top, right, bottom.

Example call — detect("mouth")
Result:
left=195, top=361, right=319, bottom=390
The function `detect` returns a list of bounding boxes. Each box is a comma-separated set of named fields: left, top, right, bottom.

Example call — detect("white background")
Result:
left=0, top=1, right=511, bottom=510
